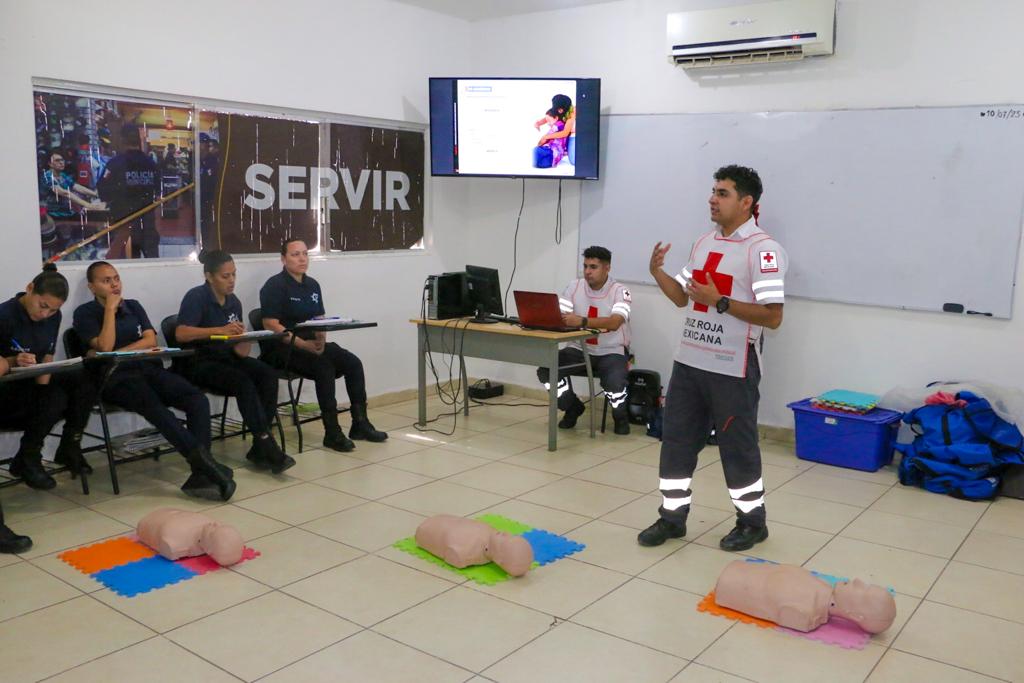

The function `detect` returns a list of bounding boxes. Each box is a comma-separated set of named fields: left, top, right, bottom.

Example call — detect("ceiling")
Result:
left=392, top=0, right=621, bottom=22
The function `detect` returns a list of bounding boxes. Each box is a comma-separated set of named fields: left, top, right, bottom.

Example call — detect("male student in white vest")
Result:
left=638, top=165, right=787, bottom=552
left=536, top=245, right=634, bottom=434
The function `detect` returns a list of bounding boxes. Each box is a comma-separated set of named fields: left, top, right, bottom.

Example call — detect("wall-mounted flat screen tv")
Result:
left=429, top=77, right=600, bottom=179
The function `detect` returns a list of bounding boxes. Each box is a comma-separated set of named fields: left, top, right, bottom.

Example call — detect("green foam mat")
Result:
left=474, top=514, right=534, bottom=535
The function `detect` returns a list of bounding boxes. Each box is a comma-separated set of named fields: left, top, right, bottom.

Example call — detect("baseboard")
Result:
left=366, top=379, right=795, bottom=444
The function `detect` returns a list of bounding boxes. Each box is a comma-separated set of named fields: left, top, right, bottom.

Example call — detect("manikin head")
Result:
left=199, top=521, right=244, bottom=566
left=830, top=578, right=897, bottom=634
left=486, top=531, right=534, bottom=577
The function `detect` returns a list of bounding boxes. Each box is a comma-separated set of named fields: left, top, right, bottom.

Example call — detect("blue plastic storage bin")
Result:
left=787, top=398, right=903, bottom=472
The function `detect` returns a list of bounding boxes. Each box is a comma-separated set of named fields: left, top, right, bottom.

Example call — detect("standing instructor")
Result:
left=638, top=165, right=787, bottom=552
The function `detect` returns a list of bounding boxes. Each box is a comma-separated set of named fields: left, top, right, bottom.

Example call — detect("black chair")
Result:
left=160, top=314, right=286, bottom=451
left=248, top=308, right=308, bottom=453
left=62, top=328, right=124, bottom=492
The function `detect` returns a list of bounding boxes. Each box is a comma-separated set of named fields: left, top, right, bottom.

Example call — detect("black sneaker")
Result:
left=637, top=518, right=686, bottom=547
left=323, top=430, right=355, bottom=453
left=719, top=523, right=769, bottom=552
left=558, top=398, right=585, bottom=429
left=0, top=524, right=32, bottom=554
left=180, top=471, right=236, bottom=501
left=9, top=458, right=57, bottom=490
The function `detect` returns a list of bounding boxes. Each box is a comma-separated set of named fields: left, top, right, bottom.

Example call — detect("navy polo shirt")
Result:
left=178, top=284, right=244, bottom=359
left=178, top=284, right=243, bottom=329
left=0, top=293, right=60, bottom=362
left=73, top=298, right=154, bottom=351
left=259, top=269, right=325, bottom=330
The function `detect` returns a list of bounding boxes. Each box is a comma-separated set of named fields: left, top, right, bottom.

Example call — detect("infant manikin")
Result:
left=136, top=508, right=244, bottom=566
left=714, top=560, right=897, bottom=633
left=415, top=514, right=533, bottom=576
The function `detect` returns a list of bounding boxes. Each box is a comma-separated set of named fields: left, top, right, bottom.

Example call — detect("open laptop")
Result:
left=513, top=291, right=583, bottom=332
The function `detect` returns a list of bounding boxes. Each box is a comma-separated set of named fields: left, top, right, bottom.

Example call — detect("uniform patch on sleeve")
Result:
left=759, top=251, right=779, bottom=273
left=622, top=288, right=632, bottom=302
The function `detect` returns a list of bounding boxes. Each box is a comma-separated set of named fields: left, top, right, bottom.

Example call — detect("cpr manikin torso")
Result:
left=415, top=514, right=533, bottom=577
left=714, top=560, right=897, bottom=633
left=136, top=508, right=244, bottom=566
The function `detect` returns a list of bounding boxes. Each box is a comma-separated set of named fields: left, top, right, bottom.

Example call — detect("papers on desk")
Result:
left=9, top=356, right=83, bottom=373
left=296, top=317, right=356, bottom=328
left=96, top=347, right=181, bottom=357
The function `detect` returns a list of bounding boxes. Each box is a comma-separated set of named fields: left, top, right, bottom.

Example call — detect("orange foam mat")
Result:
left=58, top=536, right=156, bottom=574
left=697, top=590, right=777, bottom=628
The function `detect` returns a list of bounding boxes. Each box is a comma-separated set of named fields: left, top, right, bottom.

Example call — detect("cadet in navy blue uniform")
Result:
left=97, top=124, right=159, bottom=259
left=259, top=239, right=387, bottom=452
left=0, top=265, right=99, bottom=492
left=174, top=250, right=295, bottom=474
left=72, top=262, right=235, bottom=500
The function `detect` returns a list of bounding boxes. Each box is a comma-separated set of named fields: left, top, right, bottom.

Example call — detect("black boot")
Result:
left=54, top=430, right=92, bottom=477
left=637, top=518, right=686, bottom=547
left=9, top=451, right=56, bottom=490
left=719, top=523, right=768, bottom=552
left=322, top=403, right=355, bottom=452
left=181, top=447, right=236, bottom=501
left=246, top=434, right=296, bottom=474
left=0, top=506, right=31, bottom=554
left=611, top=404, right=631, bottom=436
left=348, top=403, right=387, bottom=442
left=558, top=396, right=585, bottom=429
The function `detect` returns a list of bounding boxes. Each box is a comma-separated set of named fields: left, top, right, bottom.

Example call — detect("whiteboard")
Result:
left=580, top=106, right=1024, bottom=318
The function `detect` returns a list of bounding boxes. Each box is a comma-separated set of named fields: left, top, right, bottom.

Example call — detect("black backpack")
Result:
left=626, top=369, right=662, bottom=425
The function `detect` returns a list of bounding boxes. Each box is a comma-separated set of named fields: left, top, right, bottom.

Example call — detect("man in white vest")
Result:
left=638, top=165, right=787, bottom=552
left=537, top=245, right=633, bottom=434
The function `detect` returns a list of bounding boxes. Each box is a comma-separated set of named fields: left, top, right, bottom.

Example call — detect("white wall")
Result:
left=0, top=0, right=471, bottom=404
left=3, top=0, right=1023, bottom=428
left=460, top=0, right=1024, bottom=426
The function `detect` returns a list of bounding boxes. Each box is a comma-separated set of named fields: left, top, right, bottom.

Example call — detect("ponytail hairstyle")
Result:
left=31, top=263, right=69, bottom=301
left=198, top=249, right=234, bottom=277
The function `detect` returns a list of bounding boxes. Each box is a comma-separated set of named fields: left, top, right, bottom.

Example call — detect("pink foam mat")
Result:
left=175, top=547, right=260, bottom=574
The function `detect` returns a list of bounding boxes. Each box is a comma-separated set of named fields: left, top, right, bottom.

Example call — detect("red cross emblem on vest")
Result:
left=586, top=305, right=598, bottom=344
left=692, top=252, right=733, bottom=313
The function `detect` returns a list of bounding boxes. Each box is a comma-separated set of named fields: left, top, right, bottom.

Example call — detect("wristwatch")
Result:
left=582, top=317, right=589, bottom=327
left=716, top=296, right=731, bottom=314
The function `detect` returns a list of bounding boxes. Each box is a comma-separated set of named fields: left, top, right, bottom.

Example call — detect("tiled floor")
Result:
left=2, top=396, right=1023, bottom=682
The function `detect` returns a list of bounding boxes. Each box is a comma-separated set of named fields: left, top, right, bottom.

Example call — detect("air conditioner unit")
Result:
left=667, top=0, right=835, bottom=69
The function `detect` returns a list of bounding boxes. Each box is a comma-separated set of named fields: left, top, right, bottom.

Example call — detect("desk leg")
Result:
left=460, top=353, right=469, bottom=416
left=583, top=345, right=596, bottom=439
left=417, top=325, right=426, bottom=427
left=547, top=345, right=559, bottom=451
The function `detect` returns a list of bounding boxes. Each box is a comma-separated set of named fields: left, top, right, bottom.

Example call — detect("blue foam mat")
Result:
left=92, top=555, right=198, bottom=597
left=521, top=528, right=585, bottom=565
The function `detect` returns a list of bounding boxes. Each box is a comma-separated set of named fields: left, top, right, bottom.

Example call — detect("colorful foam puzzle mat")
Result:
left=696, top=558, right=895, bottom=650
left=58, top=536, right=260, bottom=597
left=393, top=514, right=585, bottom=585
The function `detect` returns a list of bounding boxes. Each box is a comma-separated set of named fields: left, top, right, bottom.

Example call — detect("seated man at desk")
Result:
left=259, top=238, right=387, bottom=453
left=536, top=245, right=633, bottom=435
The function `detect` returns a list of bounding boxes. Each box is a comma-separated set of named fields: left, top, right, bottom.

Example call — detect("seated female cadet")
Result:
left=174, top=250, right=295, bottom=474
left=0, top=264, right=99, bottom=488
left=259, top=238, right=386, bottom=452
left=72, top=261, right=235, bottom=501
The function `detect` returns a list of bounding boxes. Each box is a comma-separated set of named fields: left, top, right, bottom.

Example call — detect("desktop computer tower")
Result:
left=426, top=273, right=471, bottom=319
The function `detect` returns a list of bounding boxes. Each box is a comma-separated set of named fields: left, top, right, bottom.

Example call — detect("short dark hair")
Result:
left=714, top=165, right=763, bottom=207
left=86, top=260, right=113, bottom=282
left=280, top=238, right=306, bottom=255
left=32, top=263, right=69, bottom=300
left=582, top=245, right=611, bottom=264
left=198, top=249, right=233, bottom=275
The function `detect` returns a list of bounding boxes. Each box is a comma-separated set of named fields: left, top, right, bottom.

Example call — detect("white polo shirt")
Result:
left=673, top=217, right=787, bottom=378
left=559, top=277, right=632, bottom=357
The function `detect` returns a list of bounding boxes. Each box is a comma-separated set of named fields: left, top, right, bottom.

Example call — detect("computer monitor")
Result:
left=465, top=265, right=503, bottom=323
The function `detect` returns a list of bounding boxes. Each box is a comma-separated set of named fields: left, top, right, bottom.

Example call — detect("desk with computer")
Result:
left=416, top=265, right=598, bottom=450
